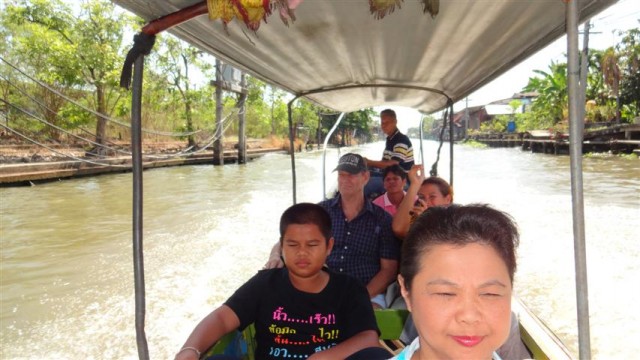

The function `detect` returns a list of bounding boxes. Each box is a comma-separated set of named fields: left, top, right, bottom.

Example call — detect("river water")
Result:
left=1, top=141, right=638, bottom=359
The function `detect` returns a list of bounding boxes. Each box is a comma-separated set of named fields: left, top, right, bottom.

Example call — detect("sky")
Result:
left=382, top=0, right=640, bottom=131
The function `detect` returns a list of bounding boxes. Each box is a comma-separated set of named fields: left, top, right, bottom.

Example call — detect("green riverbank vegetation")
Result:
left=474, top=28, right=639, bottom=135
left=1, top=0, right=375, bottom=154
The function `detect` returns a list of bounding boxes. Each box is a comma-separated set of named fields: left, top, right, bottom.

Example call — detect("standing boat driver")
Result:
left=364, top=109, right=414, bottom=199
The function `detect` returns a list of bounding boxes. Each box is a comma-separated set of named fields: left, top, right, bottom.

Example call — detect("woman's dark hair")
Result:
left=400, top=204, right=519, bottom=291
left=279, top=203, right=332, bottom=244
left=421, top=176, right=453, bottom=201
left=383, top=164, right=407, bottom=181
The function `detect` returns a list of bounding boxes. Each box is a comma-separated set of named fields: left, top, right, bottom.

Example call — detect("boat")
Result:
left=110, top=0, right=614, bottom=358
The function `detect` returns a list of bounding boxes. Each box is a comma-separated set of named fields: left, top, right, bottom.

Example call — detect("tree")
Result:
left=153, top=35, right=213, bottom=147
left=618, top=27, right=640, bottom=118
left=523, top=61, right=568, bottom=124
left=508, top=99, right=522, bottom=118
left=290, top=99, right=322, bottom=142
left=338, top=109, right=375, bottom=145
left=4, top=0, right=133, bottom=150
left=600, top=47, right=621, bottom=122
left=267, top=85, right=286, bottom=135
left=243, top=76, right=270, bottom=137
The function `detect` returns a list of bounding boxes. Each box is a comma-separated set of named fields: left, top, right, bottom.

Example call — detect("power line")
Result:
left=0, top=123, right=130, bottom=168
left=1, top=98, right=130, bottom=157
left=1, top=56, right=202, bottom=137
left=1, top=78, right=133, bottom=156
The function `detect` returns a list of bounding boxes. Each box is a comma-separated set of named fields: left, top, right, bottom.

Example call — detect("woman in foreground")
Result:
left=392, top=204, right=519, bottom=360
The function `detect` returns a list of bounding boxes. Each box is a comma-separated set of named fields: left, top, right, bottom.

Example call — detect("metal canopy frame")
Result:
left=116, top=1, right=601, bottom=359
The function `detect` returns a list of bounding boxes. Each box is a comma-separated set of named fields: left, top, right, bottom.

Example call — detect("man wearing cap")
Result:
left=265, top=153, right=399, bottom=309
left=364, top=109, right=414, bottom=198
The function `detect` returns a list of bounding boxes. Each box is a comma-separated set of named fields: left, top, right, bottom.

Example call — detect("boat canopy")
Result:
left=112, top=0, right=615, bottom=113
left=113, top=2, right=611, bottom=359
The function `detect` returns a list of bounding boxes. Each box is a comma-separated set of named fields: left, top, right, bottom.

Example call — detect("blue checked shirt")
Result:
left=319, top=195, right=399, bottom=286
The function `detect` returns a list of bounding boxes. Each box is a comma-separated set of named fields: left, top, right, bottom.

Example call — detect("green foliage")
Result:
left=516, top=26, right=638, bottom=129
left=316, top=109, right=374, bottom=146
left=618, top=152, right=639, bottom=160
left=407, top=114, right=437, bottom=138
left=57, top=99, right=93, bottom=129
left=2, top=0, right=135, bottom=144
left=515, top=111, right=554, bottom=132
left=460, top=139, right=488, bottom=148
left=340, top=108, right=375, bottom=145
left=618, top=28, right=639, bottom=114
left=523, top=61, right=567, bottom=124
left=584, top=152, right=639, bottom=159
left=480, top=115, right=509, bottom=133
left=508, top=99, right=522, bottom=113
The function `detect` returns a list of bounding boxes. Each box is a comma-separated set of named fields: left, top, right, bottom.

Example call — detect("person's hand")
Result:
left=410, top=198, right=427, bottom=218
left=408, top=164, right=425, bottom=184
left=174, top=352, right=198, bottom=360
left=174, top=348, right=200, bottom=360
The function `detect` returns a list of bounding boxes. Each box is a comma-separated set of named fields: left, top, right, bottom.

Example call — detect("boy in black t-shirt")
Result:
left=176, top=203, right=390, bottom=360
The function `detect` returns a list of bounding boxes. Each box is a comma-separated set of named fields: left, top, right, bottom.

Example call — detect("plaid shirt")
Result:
left=319, top=195, right=399, bottom=286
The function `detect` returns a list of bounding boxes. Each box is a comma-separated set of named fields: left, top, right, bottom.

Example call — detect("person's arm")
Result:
left=175, top=305, right=241, bottom=360
left=364, top=157, right=398, bottom=169
left=263, top=241, right=283, bottom=269
left=366, top=258, right=398, bottom=298
left=306, top=330, right=380, bottom=360
left=392, top=164, right=425, bottom=239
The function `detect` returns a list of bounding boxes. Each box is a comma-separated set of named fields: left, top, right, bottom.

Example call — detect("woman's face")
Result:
left=383, top=173, right=406, bottom=194
left=400, top=243, right=512, bottom=360
left=418, top=183, right=452, bottom=208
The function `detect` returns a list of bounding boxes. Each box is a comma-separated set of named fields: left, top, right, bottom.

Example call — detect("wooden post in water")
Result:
left=238, top=73, right=247, bottom=164
left=213, top=59, right=224, bottom=165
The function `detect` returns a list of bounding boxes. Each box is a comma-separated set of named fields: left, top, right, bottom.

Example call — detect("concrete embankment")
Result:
left=0, top=148, right=283, bottom=186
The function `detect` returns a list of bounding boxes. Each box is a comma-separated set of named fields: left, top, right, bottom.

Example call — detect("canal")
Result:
left=1, top=140, right=638, bottom=359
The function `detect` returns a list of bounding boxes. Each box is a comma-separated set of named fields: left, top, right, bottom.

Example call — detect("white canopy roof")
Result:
left=112, top=0, right=616, bottom=113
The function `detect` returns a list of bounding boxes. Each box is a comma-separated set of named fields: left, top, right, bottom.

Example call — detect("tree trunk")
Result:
left=182, top=54, right=196, bottom=148
left=185, top=92, right=195, bottom=148
left=95, top=85, right=107, bottom=148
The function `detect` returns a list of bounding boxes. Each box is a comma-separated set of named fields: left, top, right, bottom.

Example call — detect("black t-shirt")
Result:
left=225, top=268, right=379, bottom=359
left=383, top=130, right=414, bottom=171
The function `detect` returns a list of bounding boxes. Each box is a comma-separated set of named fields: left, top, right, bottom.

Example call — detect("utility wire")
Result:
left=0, top=123, right=130, bottom=168
left=3, top=85, right=243, bottom=160
left=1, top=56, right=202, bottom=137
left=1, top=73, right=126, bottom=150
left=1, top=97, right=131, bottom=158
left=2, top=58, right=250, bottom=161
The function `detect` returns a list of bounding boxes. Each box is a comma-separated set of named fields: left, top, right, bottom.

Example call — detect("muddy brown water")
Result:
left=1, top=141, right=638, bottom=359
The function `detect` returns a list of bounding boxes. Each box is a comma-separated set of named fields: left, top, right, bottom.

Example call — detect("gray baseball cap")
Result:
left=333, top=153, right=367, bottom=174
